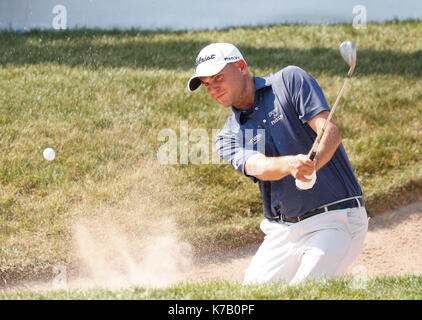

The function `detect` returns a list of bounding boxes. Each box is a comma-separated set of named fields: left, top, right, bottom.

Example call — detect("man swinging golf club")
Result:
left=187, top=42, right=368, bottom=285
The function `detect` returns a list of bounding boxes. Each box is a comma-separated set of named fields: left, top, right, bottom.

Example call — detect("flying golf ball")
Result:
left=43, top=148, right=56, bottom=161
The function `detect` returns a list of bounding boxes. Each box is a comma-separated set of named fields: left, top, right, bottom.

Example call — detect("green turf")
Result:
left=1, top=275, right=422, bottom=299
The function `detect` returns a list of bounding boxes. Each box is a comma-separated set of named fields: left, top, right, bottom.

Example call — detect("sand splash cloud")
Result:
left=71, top=212, right=193, bottom=289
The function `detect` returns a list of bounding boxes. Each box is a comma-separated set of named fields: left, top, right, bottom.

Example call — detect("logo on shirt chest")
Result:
left=268, top=108, right=284, bottom=125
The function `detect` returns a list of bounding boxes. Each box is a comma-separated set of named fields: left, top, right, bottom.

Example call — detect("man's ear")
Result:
left=235, top=59, right=248, bottom=74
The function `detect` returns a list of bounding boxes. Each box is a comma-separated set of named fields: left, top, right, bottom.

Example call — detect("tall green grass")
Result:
left=1, top=21, right=422, bottom=284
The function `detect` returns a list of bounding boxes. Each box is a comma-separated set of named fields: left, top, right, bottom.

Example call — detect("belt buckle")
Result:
left=281, top=214, right=291, bottom=223
left=281, top=214, right=302, bottom=223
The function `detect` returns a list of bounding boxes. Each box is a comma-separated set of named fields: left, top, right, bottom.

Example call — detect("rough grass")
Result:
left=1, top=21, right=422, bottom=284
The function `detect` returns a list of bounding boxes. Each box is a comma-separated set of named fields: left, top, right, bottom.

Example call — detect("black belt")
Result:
left=271, top=197, right=365, bottom=223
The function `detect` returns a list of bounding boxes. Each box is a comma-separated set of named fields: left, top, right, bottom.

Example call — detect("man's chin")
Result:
left=214, top=98, right=231, bottom=108
left=218, top=102, right=231, bottom=108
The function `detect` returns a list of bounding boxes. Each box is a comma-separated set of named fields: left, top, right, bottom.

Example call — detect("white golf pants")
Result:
left=243, top=205, right=368, bottom=285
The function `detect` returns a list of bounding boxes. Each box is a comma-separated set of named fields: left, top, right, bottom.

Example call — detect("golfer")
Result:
left=187, top=43, right=368, bottom=285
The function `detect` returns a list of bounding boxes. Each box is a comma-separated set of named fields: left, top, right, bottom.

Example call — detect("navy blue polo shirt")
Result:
left=215, top=66, right=362, bottom=219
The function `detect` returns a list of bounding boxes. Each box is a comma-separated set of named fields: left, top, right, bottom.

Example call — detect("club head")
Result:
left=339, top=41, right=357, bottom=75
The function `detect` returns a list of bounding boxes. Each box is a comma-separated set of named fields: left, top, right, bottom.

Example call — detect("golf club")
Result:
left=295, top=41, right=356, bottom=190
left=308, top=41, right=357, bottom=161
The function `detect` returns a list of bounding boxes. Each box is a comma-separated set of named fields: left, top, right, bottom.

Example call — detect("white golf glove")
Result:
left=295, top=170, right=317, bottom=190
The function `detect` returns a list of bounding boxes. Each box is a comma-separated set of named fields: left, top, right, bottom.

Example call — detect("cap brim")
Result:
left=187, top=75, right=202, bottom=92
left=187, top=62, right=227, bottom=92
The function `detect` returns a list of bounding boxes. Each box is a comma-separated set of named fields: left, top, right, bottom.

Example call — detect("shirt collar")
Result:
left=232, top=76, right=270, bottom=123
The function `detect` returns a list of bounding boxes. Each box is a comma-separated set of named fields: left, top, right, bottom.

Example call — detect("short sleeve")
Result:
left=282, top=66, right=330, bottom=123
left=215, top=128, right=260, bottom=183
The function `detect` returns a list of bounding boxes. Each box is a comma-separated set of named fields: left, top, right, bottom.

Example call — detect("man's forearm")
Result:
left=245, top=153, right=292, bottom=181
left=306, top=110, right=342, bottom=171
left=311, top=122, right=341, bottom=171
left=245, top=153, right=315, bottom=182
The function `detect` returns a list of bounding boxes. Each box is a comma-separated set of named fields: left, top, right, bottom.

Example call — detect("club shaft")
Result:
left=309, top=70, right=352, bottom=161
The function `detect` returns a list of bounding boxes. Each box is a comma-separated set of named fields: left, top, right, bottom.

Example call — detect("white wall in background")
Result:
left=0, top=0, right=421, bottom=31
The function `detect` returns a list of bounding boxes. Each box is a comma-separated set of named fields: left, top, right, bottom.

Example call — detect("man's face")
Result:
left=199, top=61, right=247, bottom=108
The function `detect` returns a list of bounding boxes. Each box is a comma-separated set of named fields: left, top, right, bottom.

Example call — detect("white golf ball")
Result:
left=43, top=148, right=56, bottom=161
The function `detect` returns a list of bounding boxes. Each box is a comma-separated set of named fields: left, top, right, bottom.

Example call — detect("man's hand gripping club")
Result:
left=289, top=155, right=316, bottom=190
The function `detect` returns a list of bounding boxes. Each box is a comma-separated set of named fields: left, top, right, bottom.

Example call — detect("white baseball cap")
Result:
left=187, top=43, right=245, bottom=92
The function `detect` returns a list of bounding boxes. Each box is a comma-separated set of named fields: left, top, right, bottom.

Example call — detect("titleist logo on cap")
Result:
left=195, top=54, right=216, bottom=66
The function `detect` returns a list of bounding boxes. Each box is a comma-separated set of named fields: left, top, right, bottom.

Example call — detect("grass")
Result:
left=1, top=275, right=422, bottom=299
left=0, top=21, right=422, bottom=285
